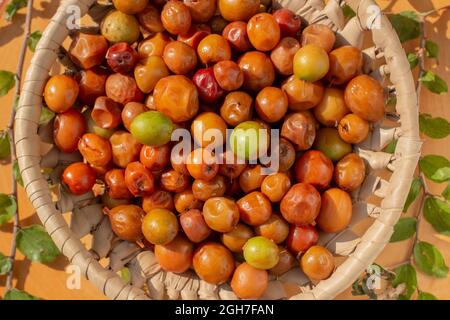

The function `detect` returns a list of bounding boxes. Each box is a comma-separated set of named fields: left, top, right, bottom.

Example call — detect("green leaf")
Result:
left=420, top=71, right=448, bottom=95
left=390, top=217, right=417, bottom=242
left=392, top=264, right=417, bottom=300
left=5, top=0, right=27, bottom=21
left=423, top=197, right=450, bottom=236
left=419, top=113, right=450, bottom=139
left=442, top=183, right=450, bottom=201
left=419, top=155, right=450, bottom=183
left=120, top=267, right=130, bottom=284
left=407, top=53, right=419, bottom=69
left=0, top=70, right=15, bottom=97
left=0, top=194, right=17, bottom=226
left=389, top=11, right=420, bottom=43
left=4, top=289, right=39, bottom=300
left=425, top=40, right=439, bottom=59
left=13, top=160, right=23, bottom=187
left=16, top=225, right=60, bottom=263
left=27, top=31, right=42, bottom=52
left=386, top=96, right=397, bottom=107
left=342, top=4, right=356, bottom=19
left=0, top=252, right=12, bottom=275
left=0, top=130, right=11, bottom=160
left=384, top=139, right=397, bottom=154
left=417, top=292, right=438, bottom=300
left=351, top=280, right=365, bottom=296
left=403, top=177, right=423, bottom=213
left=414, top=241, right=449, bottom=278
left=39, top=106, right=55, bottom=125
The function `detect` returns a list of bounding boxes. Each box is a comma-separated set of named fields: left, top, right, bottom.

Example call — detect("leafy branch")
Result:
left=352, top=7, right=449, bottom=300
left=0, top=0, right=59, bottom=300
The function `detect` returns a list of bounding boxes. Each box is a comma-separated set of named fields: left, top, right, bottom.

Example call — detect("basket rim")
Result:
left=14, top=0, right=420, bottom=300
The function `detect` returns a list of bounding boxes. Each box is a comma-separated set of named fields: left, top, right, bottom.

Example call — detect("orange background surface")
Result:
left=0, top=0, right=449, bottom=300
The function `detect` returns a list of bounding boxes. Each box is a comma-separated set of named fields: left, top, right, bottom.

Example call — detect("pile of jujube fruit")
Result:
left=44, top=0, right=385, bottom=299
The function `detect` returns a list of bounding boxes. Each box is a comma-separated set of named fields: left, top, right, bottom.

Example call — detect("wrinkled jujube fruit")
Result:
left=192, top=175, right=227, bottom=201
left=192, top=68, right=225, bottom=103
left=295, top=150, right=334, bottom=190
left=281, top=111, right=317, bottom=151
left=154, top=75, right=199, bottom=123
left=177, top=24, right=211, bottom=50
left=140, top=144, right=170, bottom=172
left=105, top=73, right=144, bottom=105
left=221, top=223, right=254, bottom=253
left=213, top=60, right=244, bottom=91
left=92, top=96, right=122, bottom=129
left=334, top=153, right=366, bottom=192
left=78, top=133, right=112, bottom=167
left=183, top=0, right=216, bottom=23
left=105, top=169, right=132, bottom=199
left=142, top=189, right=175, bottom=213
left=124, top=161, right=155, bottom=197
left=261, top=173, right=291, bottom=203
left=327, top=46, right=363, bottom=85
left=203, top=197, right=240, bottom=233
left=301, top=24, right=336, bottom=53
left=222, top=21, right=252, bottom=52
left=109, top=131, right=142, bottom=168
left=69, top=33, right=108, bottom=69
left=106, top=42, right=139, bottom=74
left=161, top=0, right=192, bottom=35
left=255, top=214, right=289, bottom=244
left=180, top=209, right=212, bottom=243
left=160, top=169, right=191, bottom=193
left=137, top=4, right=165, bottom=33
left=106, top=204, right=145, bottom=242
left=282, top=76, right=324, bottom=111
left=174, top=189, right=203, bottom=213
left=185, top=148, right=219, bottom=181
left=272, top=8, right=301, bottom=37
left=280, top=183, right=321, bottom=226
left=77, top=68, right=107, bottom=106
left=220, top=91, right=253, bottom=127
left=270, top=37, right=300, bottom=76
left=237, top=191, right=272, bottom=226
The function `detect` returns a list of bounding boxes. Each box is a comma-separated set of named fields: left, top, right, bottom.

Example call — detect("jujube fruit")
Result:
left=142, top=208, right=179, bottom=245
left=316, top=188, right=352, bottom=233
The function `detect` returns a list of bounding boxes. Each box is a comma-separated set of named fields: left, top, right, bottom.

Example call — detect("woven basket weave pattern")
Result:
left=14, top=0, right=420, bottom=300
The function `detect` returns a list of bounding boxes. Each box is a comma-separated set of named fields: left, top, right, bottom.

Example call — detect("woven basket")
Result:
left=14, top=0, right=421, bottom=300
